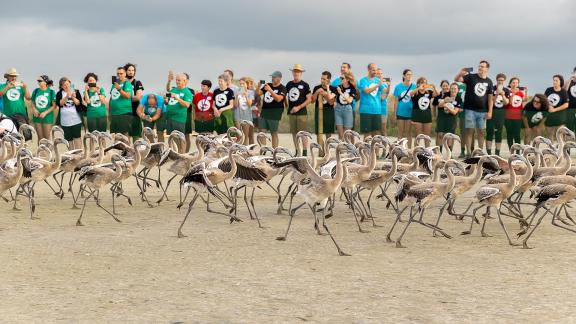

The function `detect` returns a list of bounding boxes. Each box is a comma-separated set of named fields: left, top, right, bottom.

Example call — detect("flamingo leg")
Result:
left=177, top=190, right=200, bottom=238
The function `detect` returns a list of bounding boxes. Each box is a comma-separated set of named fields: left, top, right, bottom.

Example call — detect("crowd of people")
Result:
left=0, top=61, right=575, bottom=157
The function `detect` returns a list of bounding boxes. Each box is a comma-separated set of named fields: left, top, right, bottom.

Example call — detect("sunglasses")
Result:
left=37, top=80, right=44, bottom=83
left=533, top=100, right=541, bottom=104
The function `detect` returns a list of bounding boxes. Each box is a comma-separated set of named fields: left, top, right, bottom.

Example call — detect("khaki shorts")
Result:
left=289, top=115, right=308, bottom=134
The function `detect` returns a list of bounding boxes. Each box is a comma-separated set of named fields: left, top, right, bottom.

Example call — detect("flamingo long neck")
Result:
left=112, top=159, right=123, bottom=179
left=409, top=150, right=420, bottom=171
left=442, top=138, right=451, bottom=160
left=97, top=139, right=106, bottom=164
left=472, top=160, right=485, bottom=184
left=367, top=142, right=377, bottom=172
left=52, top=142, right=63, bottom=171
left=387, top=154, right=398, bottom=180
left=559, top=148, right=571, bottom=174
left=310, top=147, right=319, bottom=169
left=227, top=150, right=238, bottom=181
left=14, top=152, right=23, bottom=184
left=507, top=161, right=517, bottom=191
left=520, top=156, right=534, bottom=186
left=445, top=166, right=456, bottom=192
left=333, top=148, right=344, bottom=187
left=81, top=135, right=91, bottom=159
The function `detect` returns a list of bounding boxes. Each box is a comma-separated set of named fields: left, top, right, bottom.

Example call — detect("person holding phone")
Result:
left=312, top=71, right=337, bottom=141
left=333, top=72, right=357, bottom=139
left=523, top=94, right=548, bottom=144
left=564, top=66, right=576, bottom=133
left=358, top=63, right=385, bottom=138
left=433, top=80, right=450, bottom=146
left=56, top=77, right=83, bottom=149
left=437, top=83, right=463, bottom=155
left=258, top=71, right=286, bottom=148
left=0, top=68, right=31, bottom=118
left=393, top=69, right=415, bottom=148
left=109, top=66, right=133, bottom=136
left=125, top=63, right=144, bottom=140
left=83, top=73, right=108, bottom=132
left=454, top=60, right=494, bottom=157
left=162, top=73, right=192, bottom=141
left=212, top=74, right=235, bottom=135
left=504, top=77, right=526, bottom=149
left=544, top=74, right=569, bottom=140
left=31, top=75, right=56, bottom=142
left=486, top=73, right=510, bottom=155
left=377, top=68, right=391, bottom=136
left=234, top=77, right=255, bottom=143
left=137, top=93, right=163, bottom=135
left=192, top=80, right=215, bottom=135
left=410, top=77, right=438, bottom=138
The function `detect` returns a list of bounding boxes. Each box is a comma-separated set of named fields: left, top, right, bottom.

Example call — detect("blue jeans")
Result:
left=464, top=109, right=487, bottom=129
left=334, top=104, right=354, bottom=128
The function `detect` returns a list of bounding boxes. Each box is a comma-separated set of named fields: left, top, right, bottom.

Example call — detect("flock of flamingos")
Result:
left=2, top=123, right=576, bottom=256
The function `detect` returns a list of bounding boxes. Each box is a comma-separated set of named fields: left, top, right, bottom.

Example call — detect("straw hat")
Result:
left=289, top=64, right=305, bottom=72
left=4, top=67, right=20, bottom=77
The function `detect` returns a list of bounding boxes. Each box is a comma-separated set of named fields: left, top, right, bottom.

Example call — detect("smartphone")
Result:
left=112, top=76, right=118, bottom=84
left=165, top=92, right=172, bottom=98
left=260, top=80, right=266, bottom=85
left=383, top=77, right=391, bottom=82
left=464, top=67, right=473, bottom=73
left=519, top=86, right=526, bottom=91
left=88, top=82, right=97, bottom=88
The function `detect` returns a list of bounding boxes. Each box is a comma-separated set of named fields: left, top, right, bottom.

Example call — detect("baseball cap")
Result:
left=270, top=71, right=282, bottom=78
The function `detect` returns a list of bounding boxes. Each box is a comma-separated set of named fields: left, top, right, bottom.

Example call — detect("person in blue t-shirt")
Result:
left=358, top=63, right=386, bottom=136
left=376, top=68, right=391, bottom=136
left=393, top=69, right=415, bottom=148
left=137, top=93, right=164, bottom=140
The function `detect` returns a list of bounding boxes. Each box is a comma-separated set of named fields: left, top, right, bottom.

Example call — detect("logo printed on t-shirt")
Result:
left=90, top=94, right=101, bottom=107
left=370, top=83, right=379, bottom=97
left=531, top=112, right=543, bottom=124
left=111, top=88, right=120, bottom=100
left=570, top=85, right=576, bottom=98
left=35, top=94, right=49, bottom=109
left=495, top=95, right=504, bottom=108
left=238, top=95, right=248, bottom=110
left=264, top=91, right=275, bottom=103
left=338, top=91, right=350, bottom=106
left=6, top=88, right=20, bottom=101
left=288, top=87, right=300, bottom=102
left=548, top=93, right=560, bottom=106
left=474, top=83, right=488, bottom=97
left=512, top=95, right=523, bottom=107
left=198, top=99, right=211, bottom=111
left=418, top=96, right=431, bottom=110
left=215, top=93, right=227, bottom=107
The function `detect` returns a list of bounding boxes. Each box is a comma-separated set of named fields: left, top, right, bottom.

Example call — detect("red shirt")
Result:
left=505, top=90, right=524, bottom=120
left=193, top=92, right=214, bottom=121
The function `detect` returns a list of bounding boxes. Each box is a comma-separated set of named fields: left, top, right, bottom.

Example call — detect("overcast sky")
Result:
left=1, top=0, right=574, bottom=94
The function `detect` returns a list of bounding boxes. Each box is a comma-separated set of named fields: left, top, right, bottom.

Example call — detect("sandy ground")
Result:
left=1, top=134, right=576, bottom=323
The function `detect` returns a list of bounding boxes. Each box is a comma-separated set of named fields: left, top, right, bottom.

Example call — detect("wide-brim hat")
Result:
left=4, top=67, right=19, bottom=77
left=289, top=64, right=305, bottom=72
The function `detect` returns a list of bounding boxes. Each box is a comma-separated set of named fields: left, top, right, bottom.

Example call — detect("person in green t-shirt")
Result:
left=161, top=73, right=192, bottom=142
left=31, top=75, right=57, bottom=141
left=83, top=72, right=108, bottom=132
left=109, top=66, right=133, bottom=135
left=0, top=67, right=31, bottom=118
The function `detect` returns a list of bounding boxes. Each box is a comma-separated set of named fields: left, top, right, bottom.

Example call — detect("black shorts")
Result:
left=360, top=113, right=381, bottom=133
left=110, top=114, right=133, bottom=134
left=86, top=117, right=107, bottom=132
left=185, top=110, right=193, bottom=134
left=61, top=123, right=82, bottom=140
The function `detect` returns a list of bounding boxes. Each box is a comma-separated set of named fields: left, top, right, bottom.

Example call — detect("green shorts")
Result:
left=565, top=108, right=576, bottom=132
left=161, top=119, right=185, bottom=133
left=259, top=117, right=280, bottom=132
left=185, top=110, right=193, bottom=134
left=411, top=108, right=432, bottom=123
left=314, top=107, right=335, bottom=134
left=87, top=117, right=108, bottom=132
left=360, top=113, right=381, bottom=133
left=110, top=114, right=133, bottom=134
left=289, top=114, right=308, bottom=133
left=61, top=123, right=82, bottom=140
left=436, top=114, right=457, bottom=134
left=195, top=119, right=215, bottom=133
left=32, top=111, right=54, bottom=124
left=130, top=114, right=142, bottom=137
left=545, top=110, right=566, bottom=127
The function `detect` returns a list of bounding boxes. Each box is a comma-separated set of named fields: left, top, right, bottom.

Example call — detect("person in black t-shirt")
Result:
left=125, top=63, right=144, bottom=140
left=486, top=73, right=510, bottom=155
left=285, top=64, right=311, bottom=155
left=522, top=93, right=548, bottom=144
left=455, top=60, right=494, bottom=157
left=213, top=74, right=235, bottom=135
left=433, top=80, right=450, bottom=146
left=312, top=71, right=336, bottom=146
left=257, top=71, right=286, bottom=148
left=544, top=74, right=570, bottom=139
left=564, top=67, right=576, bottom=133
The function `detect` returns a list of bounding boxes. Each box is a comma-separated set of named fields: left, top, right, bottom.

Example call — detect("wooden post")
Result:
left=317, top=92, right=325, bottom=147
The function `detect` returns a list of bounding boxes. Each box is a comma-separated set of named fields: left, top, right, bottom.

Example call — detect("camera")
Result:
left=464, top=67, right=473, bottom=73
left=383, top=77, right=391, bottom=82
